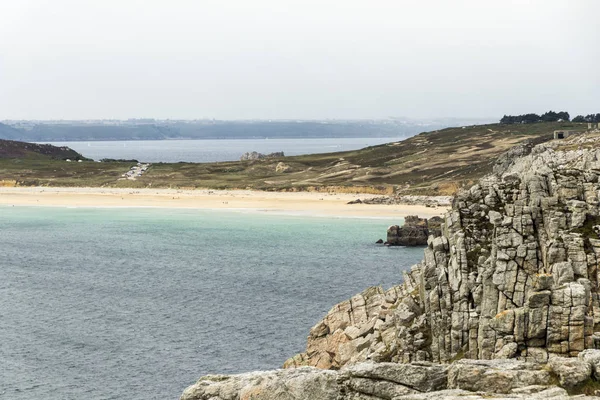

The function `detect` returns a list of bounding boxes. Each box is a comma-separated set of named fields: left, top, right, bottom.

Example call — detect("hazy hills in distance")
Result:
left=0, top=118, right=494, bottom=141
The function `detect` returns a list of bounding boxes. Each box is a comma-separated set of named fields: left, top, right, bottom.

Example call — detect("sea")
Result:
left=1, top=206, right=423, bottom=400
left=40, top=137, right=403, bottom=163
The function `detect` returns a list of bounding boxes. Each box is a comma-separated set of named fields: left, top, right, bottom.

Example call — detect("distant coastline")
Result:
left=0, top=118, right=494, bottom=142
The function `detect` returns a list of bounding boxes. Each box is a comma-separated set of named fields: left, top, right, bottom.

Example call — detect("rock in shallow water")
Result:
left=386, top=216, right=443, bottom=246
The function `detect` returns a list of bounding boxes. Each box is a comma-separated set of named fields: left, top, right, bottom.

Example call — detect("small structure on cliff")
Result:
left=386, top=215, right=443, bottom=246
left=553, top=130, right=577, bottom=139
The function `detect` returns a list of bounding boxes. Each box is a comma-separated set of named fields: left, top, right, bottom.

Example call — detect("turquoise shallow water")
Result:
left=0, top=206, right=423, bottom=400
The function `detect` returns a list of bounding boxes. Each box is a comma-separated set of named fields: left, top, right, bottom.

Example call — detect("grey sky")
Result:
left=1, top=0, right=598, bottom=120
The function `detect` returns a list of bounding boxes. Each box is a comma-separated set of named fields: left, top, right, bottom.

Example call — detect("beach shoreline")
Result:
left=0, top=187, right=448, bottom=218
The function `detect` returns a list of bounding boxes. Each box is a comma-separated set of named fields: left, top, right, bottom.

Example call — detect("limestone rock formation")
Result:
left=240, top=151, right=284, bottom=161
left=287, top=134, right=600, bottom=369
left=275, top=161, right=290, bottom=173
left=386, top=216, right=443, bottom=246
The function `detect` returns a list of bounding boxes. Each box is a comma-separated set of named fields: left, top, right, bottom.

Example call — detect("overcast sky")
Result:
left=0, top=0, right=598, bottom=120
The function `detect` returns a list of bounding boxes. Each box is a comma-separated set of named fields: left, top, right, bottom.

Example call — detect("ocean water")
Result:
left=40, top=137, right=402, bottom=163
left=1, top=207, right=423, bottom=400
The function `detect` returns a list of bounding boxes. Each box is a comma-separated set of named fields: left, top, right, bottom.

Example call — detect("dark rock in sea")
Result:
left=375, top=239, right=383, bottom=244
left=386, top=215, right=441, bottom=246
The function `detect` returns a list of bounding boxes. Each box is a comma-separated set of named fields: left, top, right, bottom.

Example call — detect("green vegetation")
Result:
left=573, top=114, right=600, bottom=123
left=572, top=214, right=600, bottom=238
left=466, top=247, right=484, bottom=267
left=501, top=110, right=600, bottom=125
left=0, top=158, right=135, bottom=187
left=0, top=122, right=589, bottom=195
left=500, top=110, right=571, bottom=124
left=567, top=378, right=600, bottom=396
left=100, top=158, right=139, bottom=163
left=0, top=139, right=86, bottom=161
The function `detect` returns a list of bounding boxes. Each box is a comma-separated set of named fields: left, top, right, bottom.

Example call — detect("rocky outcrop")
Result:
left=287, top=134, right=600, bottom=369
left=359, top=195, right=453, bottom=207
left=386, top=216, right=443, bottom=246
left=240, top=151, right=284, bottom=161
left=283, top=285, right=412, bottom=369
left=182, top=356, right=600, bottom=399
left=275, top=161, right=290, bottom=173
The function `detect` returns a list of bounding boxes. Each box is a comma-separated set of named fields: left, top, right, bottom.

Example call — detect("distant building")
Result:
left=553, top=130, right=577, bottom=139
left=588, top=123, right=599, bottom=130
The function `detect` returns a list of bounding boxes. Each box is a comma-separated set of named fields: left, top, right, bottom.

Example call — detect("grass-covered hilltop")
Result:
left=0, top=121, right=592, bottom=195
left=0, top=139, right=86, bottom=161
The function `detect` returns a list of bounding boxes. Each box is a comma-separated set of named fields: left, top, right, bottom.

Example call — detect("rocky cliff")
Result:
left=181, top=133, right=600, bottom=399
left=286, top=134, right=600, bottom=368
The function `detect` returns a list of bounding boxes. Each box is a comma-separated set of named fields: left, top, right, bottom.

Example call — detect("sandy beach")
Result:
left=0, top=187, right=448, bottom=218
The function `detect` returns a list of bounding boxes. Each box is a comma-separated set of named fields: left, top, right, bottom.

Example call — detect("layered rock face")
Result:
left=287, top=135, right=600, bottom=368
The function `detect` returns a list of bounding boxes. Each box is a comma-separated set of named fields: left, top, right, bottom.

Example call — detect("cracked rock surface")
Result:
left=287, top=135, right=600, bottom=369
left=181, top=358, right=600, bottom=399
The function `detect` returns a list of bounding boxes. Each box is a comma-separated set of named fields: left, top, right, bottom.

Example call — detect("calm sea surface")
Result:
left=1, top=207, right=423, bottom=400
left=40, top=137, right=402, bottom=163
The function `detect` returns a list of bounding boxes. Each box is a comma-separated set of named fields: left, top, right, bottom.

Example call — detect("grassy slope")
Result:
left=0, top=139, right=124, bottom=187
left=0, top=122, right=588, bottom=194
left=0, top=139, right=85, bottom=160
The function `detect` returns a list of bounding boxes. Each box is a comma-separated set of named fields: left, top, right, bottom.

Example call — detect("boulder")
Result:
left=180, top=367, right=339, bottom=400
left=393, top=387, right=575, bottom=399
left=578, top=349, right=600, bottom=380
left=275, top=162, right=290, bottom=173
left=447, top=360, right=552, bottom=394
left=342, top=362, right=448, bottom=392
left=548, top=356, right=592, bottom=387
